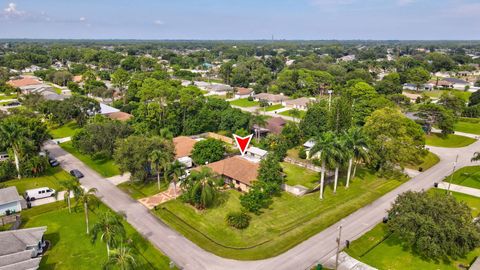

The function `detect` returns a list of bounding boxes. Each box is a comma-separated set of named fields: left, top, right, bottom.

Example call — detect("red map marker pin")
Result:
left=233, top=134, right=253, bottom=156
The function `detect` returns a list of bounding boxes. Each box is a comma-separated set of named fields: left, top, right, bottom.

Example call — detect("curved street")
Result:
left=44, top=137, right=480, bottom=270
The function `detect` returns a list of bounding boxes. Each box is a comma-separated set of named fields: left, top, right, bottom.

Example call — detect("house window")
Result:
left=236, top=180, right=240, bottom=185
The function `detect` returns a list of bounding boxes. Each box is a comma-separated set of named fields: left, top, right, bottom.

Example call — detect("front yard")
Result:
left=425, top=133, right=476, bottom=148
left=3, top=167, right=76, bottom=194
left=118, top=180, right=170, bottom=199
left=444, top=166, right=480, bottom=189
left=281, top=162, right=319, bottom=189
left=49, top=121, right=80, bottom=139
left=60, top=141, right=121, bottom=178
left=404, top=151, right=440, bottom=171
left=346, top=190, right=480, bottom=270
left=229, top=98, right=259, bottom=107
left=263, top=104, right=284, bottom=111
left=21, top=201, right=174, bottom=269
left=154, top=170, right=404, bottom=260
left=455, top=118, right=480, bottom=135
left=279, top=109, right=306, bottom=119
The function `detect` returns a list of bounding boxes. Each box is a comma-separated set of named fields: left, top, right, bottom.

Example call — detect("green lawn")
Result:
left=0, top=94, right=17, bottom=100
left=423, top=89, right=472, bottom=100
left=281, top=162, right=319, bottom=189
left=425, top=133, right=476, bottom=148
left=47, top=82, right=63, bottom=94
left=49, top=121, right=80, bottom=139
left=60, top=141, right=121, bottom=178
left=3, top=167, right=76, bottom=194
left=118, top=180, right=170, bottom=199
left=404, top=151, right=440, bottom=171
left=154, top=169, right=404, bottom=260
left=264, top=104, right=284, bottom=111
left=455, top=118, right=480, bottom=135
left=346, top=190, right=480, bottom=270
left=444, top=166, right=480, bottom=189
left=22, top=201, right=174, bottom=270
left=229, top=98, right=259, bottom=107
left=279, top=109, right=306, bottom=119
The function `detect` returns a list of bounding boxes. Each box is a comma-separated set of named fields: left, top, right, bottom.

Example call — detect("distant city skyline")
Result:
left=0, top=0, right=479, bottom=40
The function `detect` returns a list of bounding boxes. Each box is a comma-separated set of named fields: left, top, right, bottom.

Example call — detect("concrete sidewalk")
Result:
left=436, top=182, right=480, bottom=198
left=30, top=191, right=74, bottom=207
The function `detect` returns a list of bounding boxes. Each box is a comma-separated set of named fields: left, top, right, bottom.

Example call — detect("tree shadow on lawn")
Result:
left=44, top=232, right=60, bottom=248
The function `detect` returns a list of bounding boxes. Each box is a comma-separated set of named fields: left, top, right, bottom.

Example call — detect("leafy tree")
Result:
left=363, top=108, right=425, bottom=172
left=240, top=182, right=272, bottom=214
left=299, top=101, right=330, bottom=138
left=403, top=67, right=430, bottom=90
left=417, top=103, right=455, bottom=135
left=375, top=72, right=403, bottom=95
left=257, top=154, right=284, bottom=194
left=91, top=211, right=126, bottom=257
left=388, top=191, right=480, bottom=260
left=111, top=68, right=131, bottom=104
left=438, top=92, right=467, bottom=116
left=469, top=90, right=480, bottom=107
left=0, top=115, right=49, bottom=179
left=191, top=138, right=225, bottom=165
left=72, top=120, right=132, bottom=159
left=114, top=136, right=175, bottom=182
left=50, top=70, right=73, bottom=86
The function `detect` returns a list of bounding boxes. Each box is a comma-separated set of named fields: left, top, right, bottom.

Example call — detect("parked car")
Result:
left=24, top=187, right=56, bottom=201
left=49, top=158, right=59, bottom=167
left=5, top=101, right=20, bottom=107
left=70, top=169, right=84, bottom=178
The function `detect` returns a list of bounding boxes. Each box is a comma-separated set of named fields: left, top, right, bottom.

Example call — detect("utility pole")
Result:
left=447, top=154, right=459, bottom=195
left=335, top=225, right=343, bottom=270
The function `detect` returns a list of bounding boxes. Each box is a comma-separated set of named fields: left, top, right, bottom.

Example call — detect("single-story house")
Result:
left=0, top=226, right=47, bottom=269
left=430, top=79, right=454, bottom=88
left=21, top=65, right=42, bottom=73
left=337, top=55, right=356, bottom=62
left=0, top=187, right=23, bottom=216
left=173, top=136, right=198, bottom=168
left=402, top=92, right=422, bottom=102
left=303, top=139, right=319, bottom=159
left=403, top=83, right=433, bottom=91
left=444, top=78, right=472, bottom=90
left=243, top=147, right=268, bottom=163
left=283, top=97, right=314, bottom=110
left=105, top=111, right=133, bottom=122
left=99, top=103, right=120, bottom=115
left=253, top=117, right=286, bottom=136
left=235, top=87, right=254, bottom=99
left=253, top=93, right=290, bottom=105
left=202, top=156, right=259, bottom=191
left=7, top=76, right=42, bottom=89
left=206, top=132, right=234, bottom=145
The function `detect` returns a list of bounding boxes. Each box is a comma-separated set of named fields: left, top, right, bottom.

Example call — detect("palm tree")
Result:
left=104, top=245, right=137, bottom=270
left=309, top=132, right=337, bottom=199
left=182, top=167, right=218, bottom=209
left=289, top=108, right=301, bottom=123
left=169, top=160, right=185, bottom=197
left=91, top=211, right=126, bottom=257
left=58, top=180, right=79, bottom=213
left=250, top=110, right=268, bottom=140
left=344, top=127, right=369, bottom=188
left=331, top=136, right=346, bottom=194
left=472, top=152, right=480, bottom=162
left=149, top=150, right=163, bottom=190
left=74, top=187, right=98, bottom=234
left=0, top=122, right=26, bottom=179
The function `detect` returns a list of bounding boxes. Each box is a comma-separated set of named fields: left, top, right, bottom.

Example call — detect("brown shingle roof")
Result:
left=254, top=93, right=290, bottom=102
left=284, top=97, right=312, bottom=107
left=106, top=112, right=133, bottom=121
left=7, top=77, right=41, bottom=88
left=203, top=156, right=258, bottom=186
left=236, top=87, right=253, bottom=95
left=253, top=117, right=286, bottom=135
left=173, top=136, right=197, bottom=158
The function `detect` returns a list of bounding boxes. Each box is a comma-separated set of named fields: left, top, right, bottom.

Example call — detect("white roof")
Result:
left=246, top=146, right=268, bottom=157
left=99, top=103, right=120, bottom=114
left=303, top=140, right=316, bottom=148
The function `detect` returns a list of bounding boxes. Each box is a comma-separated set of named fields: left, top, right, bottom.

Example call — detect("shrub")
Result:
left=0, top=161, right=16, bottom=182
left=298, top=147, right=307, bottom=159
left=226, top=211, right=251, bottom=229
left=247, top=96, right=254, bottom=101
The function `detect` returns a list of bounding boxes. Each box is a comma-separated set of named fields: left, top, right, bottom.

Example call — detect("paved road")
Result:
left=44, top=139, right=480, bottom=270
left=231, top=105, right=300, bottom=123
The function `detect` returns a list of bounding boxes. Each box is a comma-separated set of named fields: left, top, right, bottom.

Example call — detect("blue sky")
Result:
left=0, top=0, right=478, bottom=40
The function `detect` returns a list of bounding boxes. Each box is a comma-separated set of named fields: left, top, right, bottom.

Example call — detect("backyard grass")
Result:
left=346, top=190, right=480, bottom=270
left=3, top=167, right=76, bottom=194
left=21, top=201, right=174, bottom=270
left=425, top=133, right=476, bottom=148
left=229, top=98, right=259, bottom=107
left=118, top=180, right=170, bottom=199
left=264, top=104, right=284, bottom=112
left=60, top=141, right=121, bottom=177
left=281, top=162, right=319, bottom=189
left=279, top=109, right=306, bottom=119
left=0, top=94, right=17, bottom=100
left=444, top=166, right=480, bottom=189
left=423, top=89, right=472, bottom=100
left=404, top=151, right=440, bottom=171
left=154, top=169, right=404, bottom=260
left=49, top=121, right=80, bottom=139
left=455, top=118, right=480, bottom=135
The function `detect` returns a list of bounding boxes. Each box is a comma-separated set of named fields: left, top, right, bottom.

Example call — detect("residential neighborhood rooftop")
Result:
left=203, top=156, right=259, bottom=186
left=173, top=136, right=198, bottom=158
left=0, top=186, right=21, bottom=205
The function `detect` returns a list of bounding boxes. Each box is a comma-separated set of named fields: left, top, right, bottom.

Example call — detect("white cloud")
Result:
left=79, top=16, right=86, bottom=21
left=3, top=2, right=25, bottom=17
left=154, top=19, right=164, bottom=25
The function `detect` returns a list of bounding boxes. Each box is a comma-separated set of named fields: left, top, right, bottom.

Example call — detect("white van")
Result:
left=24, top=187, right=56, bottom=201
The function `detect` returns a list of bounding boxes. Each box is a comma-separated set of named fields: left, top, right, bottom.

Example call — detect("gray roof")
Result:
left=246, top=146, right=268, bottom=157
left=254, top=93, right=290, bottom=102
left=0, top=187, right=21, bottom=205
left=303, top=139, right=316, bottom=148
left=0, top=257, right=42, bottom=270
left=0, top=227, right=47, bottom=256
left=444, top=77, right=469, bottom=84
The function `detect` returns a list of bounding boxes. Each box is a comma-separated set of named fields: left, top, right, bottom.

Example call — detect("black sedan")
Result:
left=70, top=169, right=84, bottom=179
left=49, top=158, right=60, bottom=167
